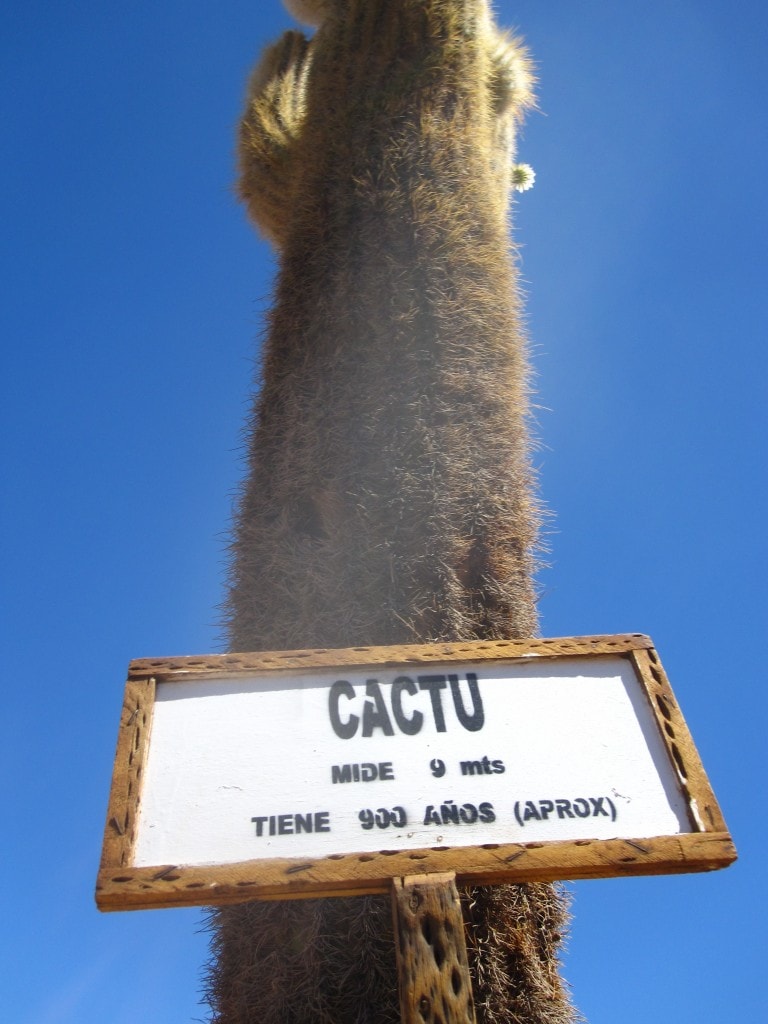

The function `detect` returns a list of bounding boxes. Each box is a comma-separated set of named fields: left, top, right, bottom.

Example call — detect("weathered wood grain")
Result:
left=127, top=634, right=653, bottom=682
left=97, top=678, right=155, bottom=873
left=392, top=873, right=477, bottom=1024
left=630, top=648, right=729, bottom=833
left=96, top=831, right=736, bottom=911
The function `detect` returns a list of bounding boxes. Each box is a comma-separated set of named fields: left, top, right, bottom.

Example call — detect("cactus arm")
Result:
left=237, top=29, right=313, bottom=247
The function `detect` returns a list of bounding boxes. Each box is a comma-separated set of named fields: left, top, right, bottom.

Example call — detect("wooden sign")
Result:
left=96, top=634, right=735, bottom=911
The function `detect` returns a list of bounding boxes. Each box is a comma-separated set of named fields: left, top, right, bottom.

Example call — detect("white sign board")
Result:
left=97, top=635, right=735, bottom=910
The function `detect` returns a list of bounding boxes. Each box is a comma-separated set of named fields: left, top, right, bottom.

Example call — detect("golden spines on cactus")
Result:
left=237, top=29, right=313, bottom=246
left=282, top=0, right=330, bottom=28
left=238, top=0, right=535, bottom=245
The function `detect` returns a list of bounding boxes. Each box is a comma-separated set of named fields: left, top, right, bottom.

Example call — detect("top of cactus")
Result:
left=283, top=0, right=330, bottom=29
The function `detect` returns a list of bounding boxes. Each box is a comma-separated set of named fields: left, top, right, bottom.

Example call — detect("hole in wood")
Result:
left=152, top=865, right=179, bottom=881
left=655, top=694, right=672, bottom=720
left=285, top=863, right=314, bottom=874
left=451, top=967, right=462, bottom=995
left=671, top=743, right=688, bottom=780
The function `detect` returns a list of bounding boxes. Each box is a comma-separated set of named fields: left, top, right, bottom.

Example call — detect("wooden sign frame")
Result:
left=96, top=634, right=735, bottom=912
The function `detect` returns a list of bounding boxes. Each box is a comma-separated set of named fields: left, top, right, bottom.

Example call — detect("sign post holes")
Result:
left=392, top=872, right=476, bottom=1024
left=97, top=634, right=735, bottom=1022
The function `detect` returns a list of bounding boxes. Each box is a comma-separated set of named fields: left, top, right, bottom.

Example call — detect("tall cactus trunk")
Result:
left=205, top=2, right=576, bottom=1022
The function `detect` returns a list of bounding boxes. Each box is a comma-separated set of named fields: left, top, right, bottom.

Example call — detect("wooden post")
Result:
left=391, top=873, right=477, bottom=1024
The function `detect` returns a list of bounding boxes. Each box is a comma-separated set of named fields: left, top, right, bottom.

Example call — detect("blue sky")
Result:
left=2, top=1, right=766, bottom=1021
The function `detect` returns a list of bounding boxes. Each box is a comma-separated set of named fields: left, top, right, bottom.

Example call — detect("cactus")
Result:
left=205, top=2, right=576, bottom=1022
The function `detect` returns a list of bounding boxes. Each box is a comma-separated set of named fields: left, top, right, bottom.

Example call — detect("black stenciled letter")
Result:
left=362, top=680, right=395, bottom=737
left=329, top=680, right=358, bottom=739
left=449, top=673, right=484, bottom=731
left=417, top=675, right=448, bottom=732
left=391, top=676, right=423, bottom=735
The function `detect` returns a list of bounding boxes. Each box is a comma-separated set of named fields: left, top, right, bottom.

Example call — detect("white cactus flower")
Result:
left=512, top=163, right=536, bottom=192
